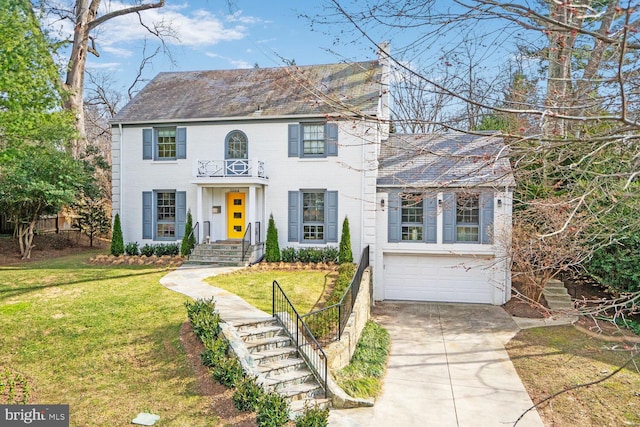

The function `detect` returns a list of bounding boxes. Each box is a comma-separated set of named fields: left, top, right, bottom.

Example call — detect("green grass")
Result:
left=507, top=326, right=640, bottom=426
left=205, top=269, right=330, bottom=314
left=0, top=252, right=218, bottom=426
left=333, top=321, right=390, bottom=399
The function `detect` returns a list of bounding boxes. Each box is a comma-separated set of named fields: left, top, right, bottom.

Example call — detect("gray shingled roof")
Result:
left=377, top=133, right=515, bottom=188
left=112, top=61, right=383, bottom=123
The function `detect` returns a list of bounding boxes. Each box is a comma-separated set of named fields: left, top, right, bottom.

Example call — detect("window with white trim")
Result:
left=456, top=193, right=480, bottom=242
left=156, top=191, right=176, bottom=238
left=156, top=128, right=176, bottom=160
left=302, top=191, right=325, bottom=241
left=401, top=193, right=423, bottom=241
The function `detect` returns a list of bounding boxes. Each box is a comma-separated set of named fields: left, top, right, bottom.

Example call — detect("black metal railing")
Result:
left=300, top=245, right=370, bottom=343
left=273, top=280, right=328, bottom=398
left=242, top=223, right=252, bottom=261
left=187, top=221, right=200, bottom=245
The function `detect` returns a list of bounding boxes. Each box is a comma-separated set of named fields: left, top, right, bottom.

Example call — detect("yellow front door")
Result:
left=226, top=192, right=246, bottom=239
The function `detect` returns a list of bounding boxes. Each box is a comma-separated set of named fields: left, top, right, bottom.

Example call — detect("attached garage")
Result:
left=383, top=253, right=501, bottom=304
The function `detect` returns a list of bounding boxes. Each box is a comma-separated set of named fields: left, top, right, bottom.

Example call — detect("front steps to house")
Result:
left=235, top=318, right=331, bottom=418
left=186, top=241, right=250, bottom=266
left=542, top=279, right=574, bottom=310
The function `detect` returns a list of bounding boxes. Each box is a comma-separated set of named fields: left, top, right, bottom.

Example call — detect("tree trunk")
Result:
left=18, top=221, right=36, bottom=259
left=64, top=0, right=94, bottom=158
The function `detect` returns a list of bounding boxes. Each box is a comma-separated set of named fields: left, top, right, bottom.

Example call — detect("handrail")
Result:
left=300, top=245, right=370, bottom=342
left=241, top=222, right=251, bottom=261
left=272, top=280, right=328, bottom=398
left=187, top=221, right=200, bottom=245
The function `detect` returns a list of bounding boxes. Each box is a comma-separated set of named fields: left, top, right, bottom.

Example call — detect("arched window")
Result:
left=225, top=130, right=248, bottom=160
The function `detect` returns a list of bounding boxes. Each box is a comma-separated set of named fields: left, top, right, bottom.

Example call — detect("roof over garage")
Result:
left=377, top=133, right=515, bottom=189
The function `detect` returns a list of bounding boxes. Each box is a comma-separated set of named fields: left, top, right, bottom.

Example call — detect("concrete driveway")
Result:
left=329, top=302, right=544, bottom=427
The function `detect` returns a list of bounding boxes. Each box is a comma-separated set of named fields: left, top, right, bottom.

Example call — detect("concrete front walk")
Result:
left=329, top=302, right=544, bottom=427
left=159, top=265, right=272, bottom=325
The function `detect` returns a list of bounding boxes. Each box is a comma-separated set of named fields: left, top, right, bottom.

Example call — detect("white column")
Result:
left=196, top=186, right=203, bottom=243
left=248, top=186, right=256, bottom=244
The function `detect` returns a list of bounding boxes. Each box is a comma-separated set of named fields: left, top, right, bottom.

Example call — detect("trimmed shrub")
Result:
left=124, top=241, right=139, bottom=256
left=110, top=213, right=124, bottom=256
left=281, top=247, right=297, bottom=263
left=265, top=214, right=281, bottom=262
left=256, top=391, right=290, bottom=427
left=185, top=298, right=221, bottom=342
left=295, top=403, right=330, bottom=427
left=233, top=376, right=264, bottom=412
left=140, top=244, right=155, bottom=257
left=200, top=336, right=229, bottom=368
left=181, top=210, right=196, bottom=256
left=338, top=216, right=353, bottom=264
left=212, top=356, right=244, bottom=388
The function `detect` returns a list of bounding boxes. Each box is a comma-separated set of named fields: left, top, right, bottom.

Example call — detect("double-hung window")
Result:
left=401, top=194, right=423, bottom=241
left=288, top=190, right=338, bottom=243
left=156, top=191, right=176, bottom=238
left=302, top=191, right=325, bottom=241
left=142, top=190, right=186, bottom=240
left=302, top=124, right=325, bottom=156
left=142, top=127, right=187, bottom=160
left=456, top=194, right=480, bottom=242
left=288, top=123, right=338, bottom=158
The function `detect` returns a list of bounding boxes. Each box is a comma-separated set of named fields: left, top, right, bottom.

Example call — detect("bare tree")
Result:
left=35, top=0, right=175, bottom=157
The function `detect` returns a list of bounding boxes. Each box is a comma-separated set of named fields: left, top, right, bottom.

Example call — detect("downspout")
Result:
left=119, top=123, right=124, bottom=217
left=360, top=118, right=366, bottom=255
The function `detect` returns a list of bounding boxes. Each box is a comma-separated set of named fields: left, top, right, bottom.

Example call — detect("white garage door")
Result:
left=383, top=254, right=496, bottom=304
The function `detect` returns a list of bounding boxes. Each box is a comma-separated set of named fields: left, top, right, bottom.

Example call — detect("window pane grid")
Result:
left=303, top=124, right=325, bottom=155
left=303, top=225, right=324, bottom=241
left=401, top=194, right=423, bottom=241
left=456, top=194, right=479, bottom=242
left=157, top=128, right=176, bottom=159
left=302, top=191, right=325, bottom=241
left=227, top=132, right=247, bottom=159
left=156, top=192, right=176, bottom=238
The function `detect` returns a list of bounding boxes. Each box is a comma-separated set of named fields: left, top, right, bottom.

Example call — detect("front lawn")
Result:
left=0, top=252, right=217, bottom=426
left=506, top=326, right=640, bottom=426
left=205, top=269, right=332, bottom=314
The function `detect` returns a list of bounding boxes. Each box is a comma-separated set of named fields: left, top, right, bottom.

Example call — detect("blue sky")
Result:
left=46, top=1, right=380, bottom=94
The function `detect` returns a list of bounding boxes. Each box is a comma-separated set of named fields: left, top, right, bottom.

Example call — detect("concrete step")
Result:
left=543, top=295, right=574, bottom=310
left=250, top=346, right=300, bottom=365
left=239, top=325, right=286, bottom=342
left=245, top=335, right=292, bottom=353
left=289, top=397, right=331, bottom=418
left=235, top=318, right=280, bottom=332
left=543, top=286, right=571, bottom=296
left=262, top=368, right=315, bottom=391
left=258, top=357, right=307, bottom=376
left=278, top=381, right=324, bottom=402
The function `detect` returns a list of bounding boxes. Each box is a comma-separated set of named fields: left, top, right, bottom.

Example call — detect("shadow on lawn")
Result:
left=0, top=267, right=172, bottom=300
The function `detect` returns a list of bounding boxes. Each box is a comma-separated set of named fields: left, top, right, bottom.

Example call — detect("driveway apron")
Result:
left=329, top=302, right=544, bottom=427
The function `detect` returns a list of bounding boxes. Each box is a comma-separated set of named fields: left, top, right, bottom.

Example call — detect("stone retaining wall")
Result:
left=324, top=267, right=372, bottom=371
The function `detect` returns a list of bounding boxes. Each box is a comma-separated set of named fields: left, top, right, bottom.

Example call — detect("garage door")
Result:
left=383, top=254, right=495, bottom=304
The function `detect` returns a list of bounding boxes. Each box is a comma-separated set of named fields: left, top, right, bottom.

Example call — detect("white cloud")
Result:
left=101, top=46, right=134, bottom=57
left=86, top=61, right=122, bottom=71
left=205, top=52, right=251, bottom=69
left=95, top=3, right=250, bottom=49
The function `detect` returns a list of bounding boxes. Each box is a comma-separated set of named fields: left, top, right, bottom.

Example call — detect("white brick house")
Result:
left=111, top=56, right=514, bottom=305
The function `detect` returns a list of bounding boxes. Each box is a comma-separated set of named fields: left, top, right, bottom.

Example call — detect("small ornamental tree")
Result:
left=181, top=210, right=196, bottom=256
left=110, top=213, right=124, bottom=256
left=338, top=216, right=353, bottom=264
left=265, top=214, right=280, bottom=262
